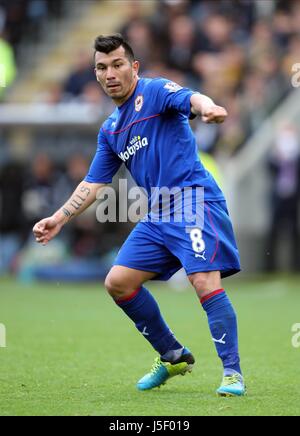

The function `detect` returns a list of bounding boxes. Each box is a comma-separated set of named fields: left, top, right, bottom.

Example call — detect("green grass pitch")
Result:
left=0, top=275, right=299, bottom=416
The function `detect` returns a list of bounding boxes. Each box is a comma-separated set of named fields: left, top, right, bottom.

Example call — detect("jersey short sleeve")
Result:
left=151, top=78, right=195, bottom=117
left=84, top=128, right=122, bottom=184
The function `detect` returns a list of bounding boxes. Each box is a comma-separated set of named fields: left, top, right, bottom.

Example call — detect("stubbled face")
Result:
left=94, top=46, right=139, bottom=106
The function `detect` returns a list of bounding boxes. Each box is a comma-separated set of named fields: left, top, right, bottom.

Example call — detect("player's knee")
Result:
left=189, top=272, right=221, bottom=295
left=190, top=276, right=210, bottom=293
left=104, top=273, right=127, bottom=299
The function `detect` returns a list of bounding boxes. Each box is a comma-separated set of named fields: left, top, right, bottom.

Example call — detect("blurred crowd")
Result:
left=1, top=0, right=300, bottom=277
left=0, top=0, right=65, bottom=55
left=266, top=122, right=300, bottom=271
left=0, top=0, right=66, bottom=98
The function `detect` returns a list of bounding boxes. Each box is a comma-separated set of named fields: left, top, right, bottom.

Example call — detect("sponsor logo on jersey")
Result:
left=164, top=81, right=183, bottom=93
left=118, top=135, right=149, bottom=162
left=135, top=94, right=144, bottom=112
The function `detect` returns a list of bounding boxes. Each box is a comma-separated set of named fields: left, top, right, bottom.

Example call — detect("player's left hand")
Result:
left=202, top=106, right=228, bottom=124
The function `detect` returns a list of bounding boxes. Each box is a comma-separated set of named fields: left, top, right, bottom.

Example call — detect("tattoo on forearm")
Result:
left=62, top=208, right=75, bottom=219
left=67, top=185, right=91, bottom=215
left=80, top=186, right=91, bottom=195
left=76, top=195, right=85, bottom=202
left=70, top=198, right=82, bottom=209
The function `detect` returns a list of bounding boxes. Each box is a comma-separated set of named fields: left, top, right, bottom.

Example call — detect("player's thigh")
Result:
left=113, top=220, right=180, bottom=282
left=105, top=265, right=157, bottom=298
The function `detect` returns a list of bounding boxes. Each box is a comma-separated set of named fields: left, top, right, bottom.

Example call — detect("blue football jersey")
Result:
left=84, top=77, right=225, bottom=202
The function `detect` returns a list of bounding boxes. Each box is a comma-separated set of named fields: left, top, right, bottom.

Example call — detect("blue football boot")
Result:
left=217, top=372, right=246, bottom=397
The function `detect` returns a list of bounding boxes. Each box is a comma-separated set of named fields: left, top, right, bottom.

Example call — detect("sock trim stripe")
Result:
left=115, top=287, right=142, bottom=304
left=200, top=288, right=224, bottom=305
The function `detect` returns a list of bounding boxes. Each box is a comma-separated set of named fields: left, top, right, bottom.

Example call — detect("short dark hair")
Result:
left=94, top=34, right=135, bottom=62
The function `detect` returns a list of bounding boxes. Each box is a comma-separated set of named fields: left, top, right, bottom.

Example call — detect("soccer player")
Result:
left=33, top=34, right=245, bottom=397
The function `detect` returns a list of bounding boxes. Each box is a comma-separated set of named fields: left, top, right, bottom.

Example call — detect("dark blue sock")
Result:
left=115, top=286, right=183, bottom=356
left=201, top=289, right=242, bottom=375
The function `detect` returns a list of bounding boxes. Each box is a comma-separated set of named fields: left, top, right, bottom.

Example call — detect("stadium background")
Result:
left=0, top=0, right=299, bottom=416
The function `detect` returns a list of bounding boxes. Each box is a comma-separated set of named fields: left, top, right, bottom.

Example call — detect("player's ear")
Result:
left=94, top=68, right=101, bottom=84
left=133, top=60, right=140, bottom=76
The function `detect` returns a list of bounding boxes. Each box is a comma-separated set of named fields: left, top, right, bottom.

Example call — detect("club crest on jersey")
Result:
left=164, top=82, right=182, bottom=93
left=135, top=94, right=144, bottom=112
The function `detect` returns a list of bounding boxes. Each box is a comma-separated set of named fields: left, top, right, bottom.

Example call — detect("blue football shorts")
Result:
left=113, top=200, right=241, bottom=280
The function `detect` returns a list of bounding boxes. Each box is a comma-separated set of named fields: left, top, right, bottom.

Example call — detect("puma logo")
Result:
left=212, top=333, right=227, bottom=345
left=142, top=327, right=149, bottom=336
left=195, top=251, right=206, bottom=261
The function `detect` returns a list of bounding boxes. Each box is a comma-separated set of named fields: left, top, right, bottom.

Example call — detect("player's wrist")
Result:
left=190, top=93, right=215, bottom=117
left=52, top=210, right=70, bottom=226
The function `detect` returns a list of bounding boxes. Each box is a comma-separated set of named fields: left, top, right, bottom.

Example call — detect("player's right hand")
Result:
left=33, top=217, right=63, bottom=245
left=201, top=105, right=228, bottom=124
